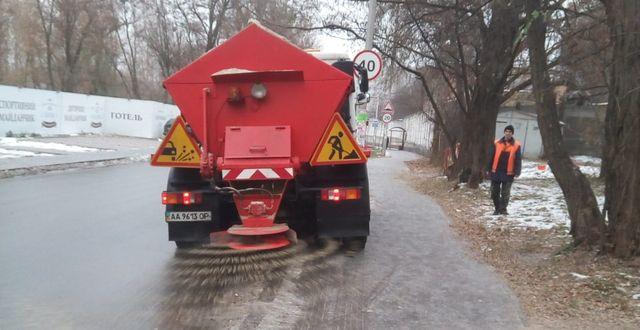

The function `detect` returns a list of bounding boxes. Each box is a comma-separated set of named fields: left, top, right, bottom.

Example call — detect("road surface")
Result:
left=0, top=151, right=524, bottom=329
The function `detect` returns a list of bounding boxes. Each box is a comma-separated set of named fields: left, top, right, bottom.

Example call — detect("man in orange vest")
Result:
left=487, top=125, right=522, bottom=215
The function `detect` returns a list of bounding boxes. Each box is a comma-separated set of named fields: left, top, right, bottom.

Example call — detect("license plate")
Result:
left=165, top=211, right=212, bottom=222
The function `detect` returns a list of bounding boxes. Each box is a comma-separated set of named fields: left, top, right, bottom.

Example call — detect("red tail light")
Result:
left=162, top=191, right=202, bottom=205
left=320, top=187, right=361, bottom=202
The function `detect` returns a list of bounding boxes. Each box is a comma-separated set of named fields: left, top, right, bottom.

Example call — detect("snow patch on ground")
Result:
left=0, top=148, right=54, bottom=159
left=127, top=154, right=151, bottom=162
left=570, top=272, right=590, bottom=280
left=519, top=157, right=601, bottom=180
left=0, top=137, right=102, bottom=153
left=572, top=155, right=601, bottom=166
left=481, top=179, right=570, bottom=229
left=481, top=156, right=604, bottom=230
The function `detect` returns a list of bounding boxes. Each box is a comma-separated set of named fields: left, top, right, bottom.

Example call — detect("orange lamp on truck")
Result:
left=152, top=23, right=370, bottom=251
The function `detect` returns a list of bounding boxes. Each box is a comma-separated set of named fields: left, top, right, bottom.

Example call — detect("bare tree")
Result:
left=143, top=0, right=187, bottom=81
left=174, top=0, right=231, bottom=52
left=111, top=0, right=142, bottom=98
left=35, top=0, right=57, bottom=89
left=298, top=1, right=529, bottom=187
left=526, top=0, right=604, bottom=247
left=57, top=0, right=98, bottom=91
left=0, top=0, right=7, bottom=78
left=232, top=0, right=318, bottom=48
left=600, top=0, right=640, bottom=257
left=0, top=0, right=8, bottom=80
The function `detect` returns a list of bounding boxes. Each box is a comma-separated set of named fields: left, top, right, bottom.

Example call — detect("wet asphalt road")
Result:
left=0, top=151, right=524, bottom=329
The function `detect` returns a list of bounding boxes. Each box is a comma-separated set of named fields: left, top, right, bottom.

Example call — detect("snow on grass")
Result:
left=480, top=157, right=604, bottom=230
left=572, top=155, right=601, bottom=166
left=0, top=148, right=54, bottom=159
left=571, top=272, right=590, bottom=280
left=519, top=162, right=555, bottom=179
left=0, top=137, right=101, bottom=152
left=520, top=156, right=601, bottom=180
left=481, top=179, right=570, bottom=229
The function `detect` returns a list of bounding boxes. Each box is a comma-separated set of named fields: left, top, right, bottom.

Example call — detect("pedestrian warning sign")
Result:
left=151, top=116, right=201, bottom=168
left=310, top=113, right=367, bottom=166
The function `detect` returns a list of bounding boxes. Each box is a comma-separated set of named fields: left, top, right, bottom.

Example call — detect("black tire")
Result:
left=344, top=236, right=367, bottom=253
left=175, top=241, right=200, bottom=249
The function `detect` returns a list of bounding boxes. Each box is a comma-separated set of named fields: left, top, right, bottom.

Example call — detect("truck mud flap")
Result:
left=316, top=199, right=370, bottom=238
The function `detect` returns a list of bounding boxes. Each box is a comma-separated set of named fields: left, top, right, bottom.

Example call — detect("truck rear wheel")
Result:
left=175, top=241, right=201, bottom=249
left=344, top=236, right=367, bottom=253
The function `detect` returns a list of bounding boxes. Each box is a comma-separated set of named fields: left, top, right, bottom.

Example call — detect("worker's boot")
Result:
left=490, top=181, right=501, bottom=214
left=500, top=181, right=513, bottom=216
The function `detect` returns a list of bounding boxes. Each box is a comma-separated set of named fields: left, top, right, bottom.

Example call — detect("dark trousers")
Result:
left=491, top=180, right=513, bottom=212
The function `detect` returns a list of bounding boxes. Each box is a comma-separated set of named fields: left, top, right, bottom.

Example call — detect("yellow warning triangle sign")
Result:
left=310, top=113, right=367, bottom=166
left=151, top=116, right=201, bottom=168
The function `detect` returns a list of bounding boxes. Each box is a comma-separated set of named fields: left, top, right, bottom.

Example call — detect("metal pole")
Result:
left=365, top=0, right=377, bottom=50
left=375, top=96, right=380, bottom=120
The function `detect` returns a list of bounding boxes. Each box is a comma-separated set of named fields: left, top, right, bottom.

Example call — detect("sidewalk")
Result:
left=0, top=135, right=159, bottom=172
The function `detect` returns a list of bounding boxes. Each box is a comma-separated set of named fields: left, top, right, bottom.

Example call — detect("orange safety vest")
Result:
left=491, top=139, right=521, bottom=175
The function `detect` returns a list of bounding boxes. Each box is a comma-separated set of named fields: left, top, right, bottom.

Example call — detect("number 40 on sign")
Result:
left=354, top=50, right=383, bottom=81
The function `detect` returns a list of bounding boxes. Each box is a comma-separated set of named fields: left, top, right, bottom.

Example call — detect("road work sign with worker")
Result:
left=151, top=116, right=201, bottom=167
left=311, top=113, right=367, bottom=166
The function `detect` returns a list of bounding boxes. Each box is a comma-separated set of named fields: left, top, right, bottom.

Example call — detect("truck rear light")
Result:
left=320, top=187, right=361, bottom=202
left=162, top=192, right=177, bottom=204
left=162, top=191, right=202, bottom=205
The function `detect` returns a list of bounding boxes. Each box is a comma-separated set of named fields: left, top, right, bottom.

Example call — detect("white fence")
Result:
left=0, top=85, right=179, bottom=139
left=365, top=111, right=434, bottom=155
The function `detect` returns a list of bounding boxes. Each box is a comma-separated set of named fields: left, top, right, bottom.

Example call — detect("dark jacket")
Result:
left=487, top=137, right=522, bottom=182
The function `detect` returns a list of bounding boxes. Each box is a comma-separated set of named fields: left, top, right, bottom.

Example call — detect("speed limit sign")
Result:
left=354, top=50, right=383, bottom=80
left=382, top=113, right=393, bottom=123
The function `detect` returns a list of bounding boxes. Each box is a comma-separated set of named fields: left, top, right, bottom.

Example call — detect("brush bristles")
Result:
left=160, top=239, right=340, bottom=307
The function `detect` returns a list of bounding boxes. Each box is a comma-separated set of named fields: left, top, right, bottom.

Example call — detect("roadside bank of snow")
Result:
left=0, top=148, right=54, bottom=159
left=0, top=137, right=104, bottom=153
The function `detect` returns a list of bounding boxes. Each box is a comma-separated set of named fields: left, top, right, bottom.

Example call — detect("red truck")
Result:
left=152, top=23, right=371, bottom=251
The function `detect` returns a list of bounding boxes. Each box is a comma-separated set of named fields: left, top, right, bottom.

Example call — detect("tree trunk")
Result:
left=455, top=0, right=523, bottom=188
left=601, top=0, right=640, bottom=257
left=460, top=92, right=501, bottom=188
left=35, top=0, right=56, bottom=90
left=429, top=124, right=442, bottom=165
left=527, top=0, right=604, bottom=246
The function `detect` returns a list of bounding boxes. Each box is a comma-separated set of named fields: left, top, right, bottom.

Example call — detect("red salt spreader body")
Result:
left=152, top=23, right=371, bottom=251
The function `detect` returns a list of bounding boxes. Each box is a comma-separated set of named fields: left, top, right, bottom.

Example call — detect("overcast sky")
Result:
left=317, top=31, right=362, bottom=58
left=314, top=0, right=369, bottom=59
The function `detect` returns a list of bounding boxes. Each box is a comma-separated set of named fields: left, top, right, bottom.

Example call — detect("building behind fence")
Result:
left=365, top=111, right=434, bottom=156
left=0, top=84, right=179, bottom=139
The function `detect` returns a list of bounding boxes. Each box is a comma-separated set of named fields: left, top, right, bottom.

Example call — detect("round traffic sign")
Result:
left=354, top=50, right=383, bottom=80
left=382, top=113, right=393, bottom=123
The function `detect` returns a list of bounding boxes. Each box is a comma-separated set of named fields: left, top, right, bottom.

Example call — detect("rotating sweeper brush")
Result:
left=152, top=23, right=371, bottom=253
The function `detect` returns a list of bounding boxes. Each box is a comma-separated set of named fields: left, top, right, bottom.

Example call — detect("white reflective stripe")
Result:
left=222, top=169, right=231, bottom=179
left=258, top=168, right=279, bottom=179
left=236, top=169, right=256, bottom=180
left=285, top=167, right=294, bottom=176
